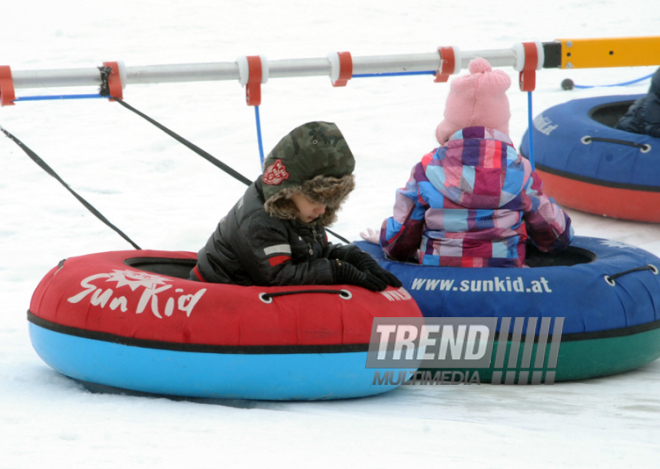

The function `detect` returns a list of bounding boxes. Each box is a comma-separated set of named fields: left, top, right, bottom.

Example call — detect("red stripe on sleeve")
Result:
left=193, top=265, right=206, bottom=282
left=268, top=255, right=291, bottom=267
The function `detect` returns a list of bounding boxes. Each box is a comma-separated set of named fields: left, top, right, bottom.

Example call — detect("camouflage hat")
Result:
left=261, top=121, right=355, bottom=201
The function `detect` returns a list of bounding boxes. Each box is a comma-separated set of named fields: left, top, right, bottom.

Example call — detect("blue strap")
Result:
left=526, top=91, right=535, bottom=171
left=574, top=72, right=654, bottom=89
left=13, top=94, right=107, bottom=102
left=353, top=71, right=436, bottom=78
left=251, top=71, right=436, bottom=169
left=254, top=105, right=265, bottom=168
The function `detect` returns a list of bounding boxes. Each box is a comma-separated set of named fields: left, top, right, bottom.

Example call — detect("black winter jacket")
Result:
left=193, top=179, right=337, bottom=286
left=615, top=67, right=660, bottom=138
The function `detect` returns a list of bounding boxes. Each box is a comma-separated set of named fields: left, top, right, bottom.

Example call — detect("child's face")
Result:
left=290, top=193, right=326, bottom=224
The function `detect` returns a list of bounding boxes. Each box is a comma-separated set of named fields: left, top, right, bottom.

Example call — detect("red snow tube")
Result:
left=29, top=250, right=422, bottom=347
left=28, top=250, right=423, bottom=400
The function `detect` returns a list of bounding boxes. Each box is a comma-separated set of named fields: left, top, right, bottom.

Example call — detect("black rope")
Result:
left=0, top=125, right=142, bottom=250
left=260, top=289, right=349, bottom=301
left=582, top=136, right=651, bottom=152
left=328, top=231, right=350, bottom=244
left=605, top=264, right=658, bottom=285
left=112, top=98, right=252, bottom=185
left=111, top=97, right=351, bottom=244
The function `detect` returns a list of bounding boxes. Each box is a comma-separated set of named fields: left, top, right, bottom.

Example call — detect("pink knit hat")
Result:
left=435, top=57, right=512, bottom=144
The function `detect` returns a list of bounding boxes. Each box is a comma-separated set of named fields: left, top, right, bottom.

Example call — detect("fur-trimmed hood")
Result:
left=263, top=173, right=355, bottom=227
left=260, top=121, right=356, bottom=227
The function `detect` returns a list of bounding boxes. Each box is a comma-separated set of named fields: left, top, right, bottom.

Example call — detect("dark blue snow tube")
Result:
left=519, top=95, right=660, bottom=222
left=356, top=236, right=660, bottom=382
left=358, top=236, right=660, bottom=334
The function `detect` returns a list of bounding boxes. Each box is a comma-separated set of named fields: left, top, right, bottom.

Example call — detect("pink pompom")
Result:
left=469, top=57, right=492, bottom=74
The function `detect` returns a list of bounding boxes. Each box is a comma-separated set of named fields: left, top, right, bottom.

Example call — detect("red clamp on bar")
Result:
left=434, top=46, right=461, bottom=83
left=328, top=52, right=352, bottom=87
left=237, top=55, right=269, bottom=106
left=0, top=66, right=16, bottom=106
left=514, top=42, right=544, bottom=92
left=102, top=61, right=125, bottom=101
left=246, top=56, right=262, bottom=106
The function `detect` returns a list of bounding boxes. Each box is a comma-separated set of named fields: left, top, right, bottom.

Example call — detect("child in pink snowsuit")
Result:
left=378, top=58, right=573, bottom=268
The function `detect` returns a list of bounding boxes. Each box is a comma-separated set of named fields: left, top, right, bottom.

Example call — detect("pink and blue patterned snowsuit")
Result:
left=380, top=127, right=573, bottom=268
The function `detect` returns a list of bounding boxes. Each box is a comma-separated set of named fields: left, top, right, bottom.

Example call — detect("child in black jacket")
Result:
left=190, top=121, right=401, bottom=292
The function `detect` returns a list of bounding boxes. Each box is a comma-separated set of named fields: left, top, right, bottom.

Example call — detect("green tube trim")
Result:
left=420, top=326, right=660, bottom=384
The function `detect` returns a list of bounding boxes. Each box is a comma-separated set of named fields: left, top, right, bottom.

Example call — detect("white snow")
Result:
left=2, top=0, right=660, bottom=467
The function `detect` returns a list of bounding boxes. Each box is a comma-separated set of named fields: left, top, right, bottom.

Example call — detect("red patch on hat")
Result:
left=263, top=159, right=290, bottom=185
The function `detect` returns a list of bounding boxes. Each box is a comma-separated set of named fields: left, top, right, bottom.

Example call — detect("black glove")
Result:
left=330, top=259, right=387, bottom=292
left=332, top=245, right=402, bottom=288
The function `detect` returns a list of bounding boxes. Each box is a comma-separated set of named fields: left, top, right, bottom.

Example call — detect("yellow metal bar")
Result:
left=557, top=36, right=660, bottom=69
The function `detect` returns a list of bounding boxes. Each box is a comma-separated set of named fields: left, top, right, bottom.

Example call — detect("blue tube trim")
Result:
left=29, top=323, right=403, bottom=400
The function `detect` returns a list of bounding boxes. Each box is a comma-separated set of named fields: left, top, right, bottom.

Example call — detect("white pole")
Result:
left=9, top=47, right=520, bottom=90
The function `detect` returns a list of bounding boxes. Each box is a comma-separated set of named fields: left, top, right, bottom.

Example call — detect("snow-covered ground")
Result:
left=2, top=1, right=660, bottom=467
